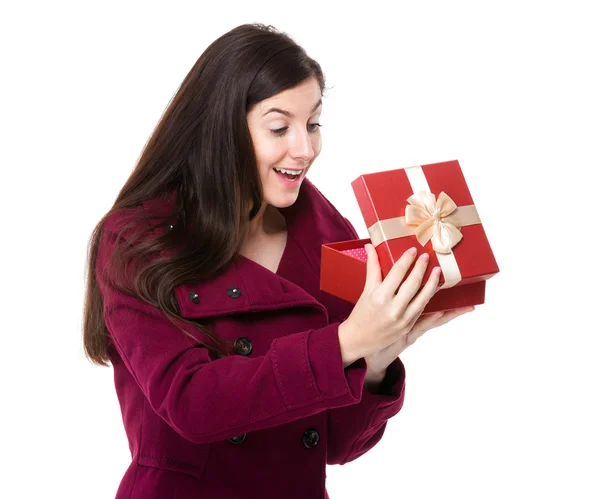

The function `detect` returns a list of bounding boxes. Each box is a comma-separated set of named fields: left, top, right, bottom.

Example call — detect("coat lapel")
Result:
left=145, top=178, right=353, bottom=321
left=175, top=254, right=327, bottom=319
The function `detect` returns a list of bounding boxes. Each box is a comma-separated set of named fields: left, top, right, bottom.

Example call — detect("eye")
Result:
left=270, top=123, right=322, bottom=137
left=270, top=127, right=287, bottom=137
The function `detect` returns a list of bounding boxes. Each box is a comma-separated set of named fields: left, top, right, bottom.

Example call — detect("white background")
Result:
left=1, top=1, right=599, bottom=497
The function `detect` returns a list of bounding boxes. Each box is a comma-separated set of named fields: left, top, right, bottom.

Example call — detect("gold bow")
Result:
left=405, top=191, right=463, bottom=254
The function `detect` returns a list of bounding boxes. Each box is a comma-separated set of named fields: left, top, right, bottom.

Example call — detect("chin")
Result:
left=263, top=185, right=302, bottom=208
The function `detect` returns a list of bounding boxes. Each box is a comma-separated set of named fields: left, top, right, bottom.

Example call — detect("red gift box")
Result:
left=320, top=160, right=499, bottom=313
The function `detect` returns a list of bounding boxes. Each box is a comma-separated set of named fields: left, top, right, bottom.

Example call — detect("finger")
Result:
left=398, top=251, right=432, bottom=300
left=395, top=262, right=441, bottom=317
left=432, top=306, right=475, bottom=326
left=412, top=310, right=445, bottom=331
left=404, top=311, right=444, bottom=343
left=405, top=325, right=430, bottom=346
left=379, top=247, right=420, bottom=299
left=418, top=310, right=445, bottom=323
left=406, top=306, right=475, bottom=345
left=405, top=307, right=424, bottom=330
left=363, top=243, right=382, bottom=293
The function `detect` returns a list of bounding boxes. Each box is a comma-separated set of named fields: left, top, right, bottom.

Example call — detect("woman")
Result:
left=83, top=23, right=473, bottom=498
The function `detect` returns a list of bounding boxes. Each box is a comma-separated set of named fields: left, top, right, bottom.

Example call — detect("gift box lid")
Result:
left=349, top=159, right=499, bottom=289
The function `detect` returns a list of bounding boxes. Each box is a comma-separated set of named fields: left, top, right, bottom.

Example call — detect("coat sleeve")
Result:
left=96, top=229, right=372, bottom=445
left=326, top=357, right=406, bottom=464
left=325, top=216, right=408, bottom=465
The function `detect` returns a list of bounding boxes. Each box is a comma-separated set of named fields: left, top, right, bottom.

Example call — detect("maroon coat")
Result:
left=96, top=178, right=407, bottom=498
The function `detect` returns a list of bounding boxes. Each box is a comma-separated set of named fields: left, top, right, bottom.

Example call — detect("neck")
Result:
left=246, top=203, right=286, bottom=242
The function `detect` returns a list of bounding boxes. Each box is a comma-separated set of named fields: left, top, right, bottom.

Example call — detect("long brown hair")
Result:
left=83, top=23, right=327, bottom=366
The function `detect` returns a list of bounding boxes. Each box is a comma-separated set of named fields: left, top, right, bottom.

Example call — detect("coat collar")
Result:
left=144, top=179, right=349, bottom=320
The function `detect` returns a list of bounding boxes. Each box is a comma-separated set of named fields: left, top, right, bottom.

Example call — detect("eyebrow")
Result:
left=262, top=98, right=322, bottom=118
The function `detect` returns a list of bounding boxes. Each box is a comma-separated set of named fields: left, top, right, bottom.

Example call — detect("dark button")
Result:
left=166, top=223, right=174, bottom=231
left=233, top=337, right=253, bottom=356
left=188, top=291, right=200, bottom=304
left=227, top=286, right=241, bottom=299
left=303, top=429, right=320, bottom=448
left=228, top=433, right=246, bottom=445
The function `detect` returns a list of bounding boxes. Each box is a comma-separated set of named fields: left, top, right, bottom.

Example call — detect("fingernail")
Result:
left=409, top=247, right=417, bottom=255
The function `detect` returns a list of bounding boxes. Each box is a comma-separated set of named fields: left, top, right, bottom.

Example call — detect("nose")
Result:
left=290, top=129, right=316, bottom=163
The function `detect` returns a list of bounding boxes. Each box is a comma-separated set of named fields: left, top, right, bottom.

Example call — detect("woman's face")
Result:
left=247, top=77, right=322, bottom=208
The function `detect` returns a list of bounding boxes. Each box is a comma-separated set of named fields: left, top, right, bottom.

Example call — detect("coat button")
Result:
left=234, top=337, right=253, bottom=356
left=166, top=223, right=174, bottom=231
left=188, top=291, right=200, bottom=304
left=303, top=429, right=320, bottom=448
left=228, top=433, right=246, bottom=445
left=227, top=286, right=241, bottom=299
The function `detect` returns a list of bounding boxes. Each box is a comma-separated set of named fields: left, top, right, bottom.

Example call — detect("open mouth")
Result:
left=273, top=167, right=304, bottom=183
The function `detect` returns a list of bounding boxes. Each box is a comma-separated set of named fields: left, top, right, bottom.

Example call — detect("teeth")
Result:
left=274, top=168, right=302, bottom=176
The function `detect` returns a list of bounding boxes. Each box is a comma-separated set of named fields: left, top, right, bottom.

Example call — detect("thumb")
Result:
left=364, top=243, right=382, bottom=291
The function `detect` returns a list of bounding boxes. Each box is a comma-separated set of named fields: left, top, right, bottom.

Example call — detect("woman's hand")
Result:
left=338, top=244, right=442, bottom=368
left=364, top=306, right=476, bottom=377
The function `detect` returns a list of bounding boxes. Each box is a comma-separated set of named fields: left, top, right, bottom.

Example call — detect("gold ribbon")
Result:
left=407, top=191, right=479, bottom=254
left=367, top=191, right=481, bottom=251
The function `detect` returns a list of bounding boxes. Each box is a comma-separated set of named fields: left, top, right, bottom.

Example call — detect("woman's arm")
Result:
left=326, top=357, right=406, bottom=465
left=97, top=229, right=371, bottom=445
left=323, top=217, right=408, bottom=465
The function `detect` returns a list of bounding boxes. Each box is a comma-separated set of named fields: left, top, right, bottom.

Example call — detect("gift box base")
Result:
left=321, top=238, right=487, bottom=313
